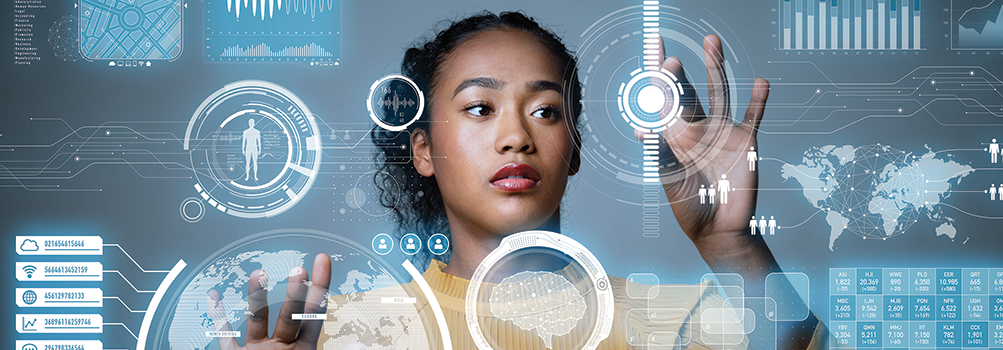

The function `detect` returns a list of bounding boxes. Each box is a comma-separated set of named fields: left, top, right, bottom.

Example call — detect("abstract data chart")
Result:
left=779, top=0, right=922, bottom=50
left=205, top=0, right=341, bottom=62
left=78, top=0, right=183, bottom=60
left=952, top=0, right=1003, bottom=49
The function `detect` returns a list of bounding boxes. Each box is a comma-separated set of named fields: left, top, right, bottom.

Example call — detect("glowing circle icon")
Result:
left=618, top=67, right=684, bottom=133
left=179, top=197, right=205, bottom=223
left=184, top=80, right=322, bottom=219
left=367, top=75, right=425, bottom=131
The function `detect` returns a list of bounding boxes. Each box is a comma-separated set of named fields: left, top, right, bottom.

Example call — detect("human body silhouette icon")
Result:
left=242, top=118, right=262, bottom=181
left=718, top=174, right=732, bottom=204
left=991, top=139, right=1000, bottom=164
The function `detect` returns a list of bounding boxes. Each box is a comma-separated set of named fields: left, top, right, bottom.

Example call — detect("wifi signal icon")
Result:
left=22, top=265, right=37, bottom=279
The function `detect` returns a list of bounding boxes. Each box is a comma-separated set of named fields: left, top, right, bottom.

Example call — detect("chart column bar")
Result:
left=878, top=0, right=885, bottom=49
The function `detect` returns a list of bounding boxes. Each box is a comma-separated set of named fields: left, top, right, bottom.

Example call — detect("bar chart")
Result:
left=780, top=0, right=922, bottom=50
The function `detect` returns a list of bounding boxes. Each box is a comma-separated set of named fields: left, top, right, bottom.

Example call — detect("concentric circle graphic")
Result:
left=618, top=67, right=684, bottom=132
left=184, top=80, right=322, bottom=219
left=179, top=197, right=205, bottom=223
left=576, top=4, right=753, bottom=194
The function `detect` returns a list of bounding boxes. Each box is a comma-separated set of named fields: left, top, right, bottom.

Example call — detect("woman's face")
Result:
left=412, top=28, right=579, bottom=238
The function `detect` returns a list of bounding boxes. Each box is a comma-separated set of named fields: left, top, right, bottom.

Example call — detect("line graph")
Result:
left=205, top=0, right=341, bottom=62
left=952, top=0, right=1003, bottom=49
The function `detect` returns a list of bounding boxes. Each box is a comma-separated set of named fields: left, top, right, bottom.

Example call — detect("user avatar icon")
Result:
left=400, top=233, right=421, bottom=256
left=428, top=233, right=449, bottom=255
left=371, top=233, right=394, bottom=256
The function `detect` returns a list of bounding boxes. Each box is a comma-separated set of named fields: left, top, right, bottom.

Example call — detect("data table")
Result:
left=830, top=268, right=1003, bottom=349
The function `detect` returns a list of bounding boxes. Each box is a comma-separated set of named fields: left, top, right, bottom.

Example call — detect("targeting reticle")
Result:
left=618, top=67, right=684, bottom=133
left=183, top=80, right=322, bottom=219
left=367, top=75, right=424, bottom=132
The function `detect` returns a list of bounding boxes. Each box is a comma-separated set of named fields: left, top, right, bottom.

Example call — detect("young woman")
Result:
left=208, top=11, right=829, bottom=350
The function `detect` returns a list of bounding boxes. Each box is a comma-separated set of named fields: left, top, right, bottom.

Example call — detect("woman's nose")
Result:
left=494, top=109, right=535, bottom=154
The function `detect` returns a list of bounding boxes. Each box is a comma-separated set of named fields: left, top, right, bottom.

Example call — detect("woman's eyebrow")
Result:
left=453, top=77, right=504, bottom=98
left=526, top=80, right=563, bottom=95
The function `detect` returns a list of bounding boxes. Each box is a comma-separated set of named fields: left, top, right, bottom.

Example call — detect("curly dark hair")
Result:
left=370, top=11, right=583, bottom=268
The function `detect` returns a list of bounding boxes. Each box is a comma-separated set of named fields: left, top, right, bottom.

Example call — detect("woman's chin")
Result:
left=487, top=210, right=559, bottom=235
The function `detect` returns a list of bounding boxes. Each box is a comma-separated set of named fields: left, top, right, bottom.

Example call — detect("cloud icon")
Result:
left=20, top=239, right=39, bottom=252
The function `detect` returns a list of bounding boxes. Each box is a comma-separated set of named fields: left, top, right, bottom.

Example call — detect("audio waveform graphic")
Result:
left=206, top=0, right=340, bottom=62
left=226, top=0, right=337, bottom=20
left=953, top=0, right=1003, bottom=49
left=220, top=42, right=334, bottom=58
left=377, top=92, right=416, bottom=114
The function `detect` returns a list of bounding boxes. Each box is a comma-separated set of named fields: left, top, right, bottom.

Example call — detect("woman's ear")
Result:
left=412, top=128, right=435, bottom=177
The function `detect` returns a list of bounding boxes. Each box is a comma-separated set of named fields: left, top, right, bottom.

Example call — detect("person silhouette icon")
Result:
left=718, top=174, right=732, bottom=204
left=747, top=146, right=758, bottom=171
left=990, top=139, right=1000, bottom=164
left=242, top=118, right=262, bottom=181
left=406, top=238, right=416, bottom=250
left=750, top=216, right=758, bottom=235
left=378, top=238, right=387, bottom=250
left=699, top=184, right=708, bottom=204
left=434, top=238, right=443, bottom=250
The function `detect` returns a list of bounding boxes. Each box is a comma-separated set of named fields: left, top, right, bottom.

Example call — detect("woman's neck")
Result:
left=440, top=210, right=562, bottom=280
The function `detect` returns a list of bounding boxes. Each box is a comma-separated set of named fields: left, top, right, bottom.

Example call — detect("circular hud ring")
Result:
left=618, top=67, right=684, bottom=133
left=183, top=80, right=322, bottom=219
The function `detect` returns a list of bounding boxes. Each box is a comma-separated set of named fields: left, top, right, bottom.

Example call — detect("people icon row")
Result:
left=749, top=216, right=777, bottom=235
left=699, top=174, right=734, bottom=204
left=990, top=139, right=1000, bottom=164
left=372, top=232, right=449, bottom=256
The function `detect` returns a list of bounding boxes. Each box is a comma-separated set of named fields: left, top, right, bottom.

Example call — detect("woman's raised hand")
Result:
left=648, top=34, right=774, bottom=272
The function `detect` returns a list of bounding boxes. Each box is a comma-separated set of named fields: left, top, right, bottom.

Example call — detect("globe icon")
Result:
left=22, top=290, right=37, bottom=305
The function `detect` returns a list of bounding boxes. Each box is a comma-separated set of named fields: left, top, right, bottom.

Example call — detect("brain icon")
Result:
left=489, top=271, right=587, bottom=348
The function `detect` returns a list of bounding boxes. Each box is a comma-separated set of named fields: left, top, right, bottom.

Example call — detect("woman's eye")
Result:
left=531, top=107, right=558, bottom=119
left=465, top=105, right=492, bottom=117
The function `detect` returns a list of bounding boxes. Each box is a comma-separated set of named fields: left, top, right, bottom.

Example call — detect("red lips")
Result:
left=490, top=163, right=540, bottom=192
